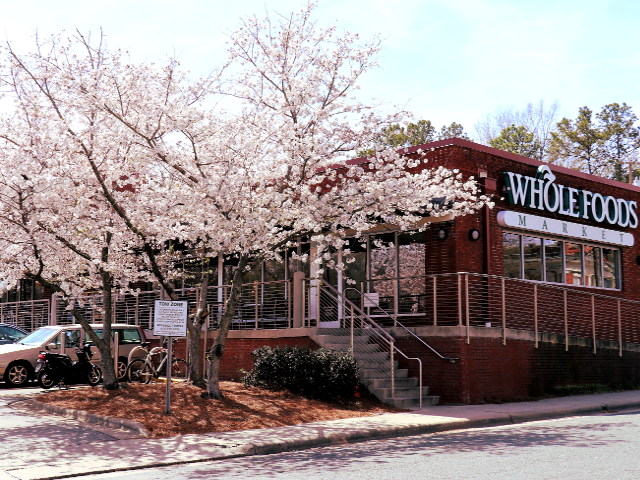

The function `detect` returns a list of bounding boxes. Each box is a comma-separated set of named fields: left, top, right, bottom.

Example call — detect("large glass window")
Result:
left=503, top=233, right=521, bottom=279
left=503, top=233, right=620, bottom=289
left=565, top=243, right=583, bottom=285
left=603, top=248, right=619, bottom=289
left=584, top=246, right=602, bottom=287
left=544, top=239, right=563, bottom=283
left=398, top=232, right=426, bottom=314
left=369, top=233, right=396, bottom=311
left=523, top=236, right=543, bottom=281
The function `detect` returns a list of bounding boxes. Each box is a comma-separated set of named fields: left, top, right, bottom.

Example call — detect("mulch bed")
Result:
left=38, top=381, right=404, bottom=437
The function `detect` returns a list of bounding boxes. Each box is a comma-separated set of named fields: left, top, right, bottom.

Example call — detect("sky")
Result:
left=1, top=0, right=638, bottom=139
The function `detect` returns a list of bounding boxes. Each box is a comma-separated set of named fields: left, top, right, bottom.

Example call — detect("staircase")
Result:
left=312, top=328, right=439, bottom=409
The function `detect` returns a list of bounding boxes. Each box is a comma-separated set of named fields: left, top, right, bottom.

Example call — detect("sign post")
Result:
left=153, top=300, right=188, bottom=415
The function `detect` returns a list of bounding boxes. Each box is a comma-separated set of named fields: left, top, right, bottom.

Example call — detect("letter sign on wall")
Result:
left=497, top=211, right=634, bottom=247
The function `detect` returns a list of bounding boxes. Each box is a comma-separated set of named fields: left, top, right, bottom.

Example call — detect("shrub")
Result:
left=241, top=345, right=360, bottom=400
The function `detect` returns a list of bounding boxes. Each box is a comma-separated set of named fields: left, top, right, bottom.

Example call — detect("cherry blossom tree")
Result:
left=0, top=3, right=491, bottom=399
left=121, top=2, right=490, bottom=399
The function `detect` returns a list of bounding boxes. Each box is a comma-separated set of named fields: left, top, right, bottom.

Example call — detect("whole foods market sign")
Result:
left=497, top=211, right=634, bottom=246
left=504, top=165, right=638, bottom=228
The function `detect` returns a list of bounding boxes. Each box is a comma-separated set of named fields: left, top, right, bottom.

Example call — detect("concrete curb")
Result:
left=15, top=396, right=640, bottom=480
left=30, top=398, right=152, bottom=437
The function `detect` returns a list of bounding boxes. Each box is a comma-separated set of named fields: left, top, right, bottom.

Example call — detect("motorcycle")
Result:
left=35, top=340, right=102, bottom=389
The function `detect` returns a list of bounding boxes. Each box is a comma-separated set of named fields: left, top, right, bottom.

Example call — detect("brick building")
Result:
left=6, top=137, right=640, bottom=405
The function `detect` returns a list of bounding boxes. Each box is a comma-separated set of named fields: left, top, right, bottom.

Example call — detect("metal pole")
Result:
left=564, top=290, right=568, bottom=351
left=534, top=284, right=538, bottom=348
left=592, top=295, right=596, bottom=355
left=316, top=283, right=321, bottom=326
left=254, top=281, right=259, bottom=330
left=287, top=280, right=292, bottom=329
left=350, top=305, right=354, bottom=351
left=501, top=277, right=506, bottom=345
left=465, top=274, right=470, bottom=345
left=135, top=295, right=139, bottom=326
left=113, top=331, right=120, bottom=377
left=390, top=341, right=395, bottom=399
left=165, top=337, right=172, bottom=415
left=618, top=300, right=622, bottom=357
left=433, top=277, right=437, bottom=326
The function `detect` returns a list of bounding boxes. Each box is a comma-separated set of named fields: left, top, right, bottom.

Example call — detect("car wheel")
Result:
left=5, top=362, right=30, bottom=387
left=117, top=357, right=128, bottom=381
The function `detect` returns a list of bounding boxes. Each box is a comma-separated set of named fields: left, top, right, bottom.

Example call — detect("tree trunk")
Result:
left=187, top=267, right=210, bottom=388
left=97, top=271, right=119, bottom=389
left=28, top=272, right=119, bottom=389
left=203, top=255, right=249, bottom=399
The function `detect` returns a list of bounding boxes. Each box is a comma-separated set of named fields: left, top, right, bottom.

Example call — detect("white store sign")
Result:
left=153, top=300, right=188, bottom=337
left=497, top=210, right=635, bottom=247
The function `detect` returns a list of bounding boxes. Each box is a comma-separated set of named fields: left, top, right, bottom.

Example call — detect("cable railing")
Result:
left=364, top=272, right=640, bottom=353
left=0, top=299, right=50, bottom=332
left=304, top=279, right=429, bottom=408
left=51, top=280, right=292, bottom=331
left=345, top=287, right=457, bottom=363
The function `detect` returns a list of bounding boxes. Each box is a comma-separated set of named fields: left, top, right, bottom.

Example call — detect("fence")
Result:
left=4, top=273, right=640, bottom=355
left=51, top=280, right=291, bottom=331
left=0, top=299, right=50, bottom=332
left=362, top=272, right=640, bottom=354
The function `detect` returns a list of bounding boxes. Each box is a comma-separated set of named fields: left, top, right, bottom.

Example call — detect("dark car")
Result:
left=0, top=324, right=28, bottom=345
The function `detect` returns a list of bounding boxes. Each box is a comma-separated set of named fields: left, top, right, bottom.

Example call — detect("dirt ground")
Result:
left=38, top=381, right=404, bottom=437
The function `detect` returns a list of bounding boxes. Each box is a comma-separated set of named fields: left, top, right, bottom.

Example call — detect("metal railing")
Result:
left=305, top=279, right=427, bottom=407
left=345, top=287, right=457, bottom=363
left=51, top=280, right=292, bottom=331
left=364, top=272, right=640, bottom=354
left=0, top=299, right=50, bottom=332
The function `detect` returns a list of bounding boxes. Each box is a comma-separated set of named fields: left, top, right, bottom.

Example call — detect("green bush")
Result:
left=241, top=345, right=361, bottom=400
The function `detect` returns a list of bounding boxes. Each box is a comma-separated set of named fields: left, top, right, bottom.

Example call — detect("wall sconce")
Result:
left=437, top=228, right=448, bottom=241
left=469, top=229, right=480, bottom=241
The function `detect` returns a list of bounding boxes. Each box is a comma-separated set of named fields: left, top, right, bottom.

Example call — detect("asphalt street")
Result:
left=77, top=409, right=640, bottom=480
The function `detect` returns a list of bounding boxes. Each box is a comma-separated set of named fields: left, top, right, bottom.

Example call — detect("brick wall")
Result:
left=396, top=334, right=640, bottom=404
left=215, top=337, right=319, bottom=380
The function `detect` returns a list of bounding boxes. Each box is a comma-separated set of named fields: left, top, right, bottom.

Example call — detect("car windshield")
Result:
left=17, top=328, right=57, bottom=346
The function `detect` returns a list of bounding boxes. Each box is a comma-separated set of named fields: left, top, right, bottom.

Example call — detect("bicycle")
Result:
left=127, top=339, right=189, bottom=384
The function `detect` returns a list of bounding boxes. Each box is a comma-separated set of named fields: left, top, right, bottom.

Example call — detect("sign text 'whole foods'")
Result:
left=504, top=166, right=638, bottom=228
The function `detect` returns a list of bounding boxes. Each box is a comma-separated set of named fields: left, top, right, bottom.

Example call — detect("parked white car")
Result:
left=0, top=324, right=147, bottom=387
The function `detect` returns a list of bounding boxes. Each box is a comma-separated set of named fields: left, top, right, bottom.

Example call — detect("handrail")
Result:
left=345, top=287, right=458, bottom=363
left=318, top=282, right=394, bottom=343
left=316, top=281, right=427, bottom=406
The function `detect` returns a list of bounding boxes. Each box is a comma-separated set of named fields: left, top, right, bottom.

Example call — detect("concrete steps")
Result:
left=312, top=328, right=439, bottom=409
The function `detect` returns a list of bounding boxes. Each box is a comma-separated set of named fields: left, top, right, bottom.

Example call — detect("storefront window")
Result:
left=565, top=243, right=583, bottom=285
left=584, top=246, right=602, bottom=287
left=523, top=236, right=542, bottom=281
left=544, top=239, right=563, bottom=283
left=370, top=233, right=396, bottom=311
left=503, top=233, right=521, bottom=278
left=398, top=232, right=426, bottom=314
left=502, top=233, right=619, bottom=289
left=602, top=248, right=619, bottom=289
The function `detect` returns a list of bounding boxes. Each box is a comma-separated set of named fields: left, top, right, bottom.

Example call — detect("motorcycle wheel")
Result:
left=127, top=359, right=153, bottom=384
left=37, top=370, right=57, bottom=389
left=87, top=365, right=102, bottom=386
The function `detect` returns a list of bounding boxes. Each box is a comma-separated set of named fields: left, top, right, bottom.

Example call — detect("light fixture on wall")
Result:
left=437, top=228, right=448, bottom=241
left=468, top=229, right=480, bottom=241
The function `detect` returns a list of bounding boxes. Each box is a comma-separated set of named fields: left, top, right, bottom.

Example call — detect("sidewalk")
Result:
left=4, top=389, right=640, bottom=480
